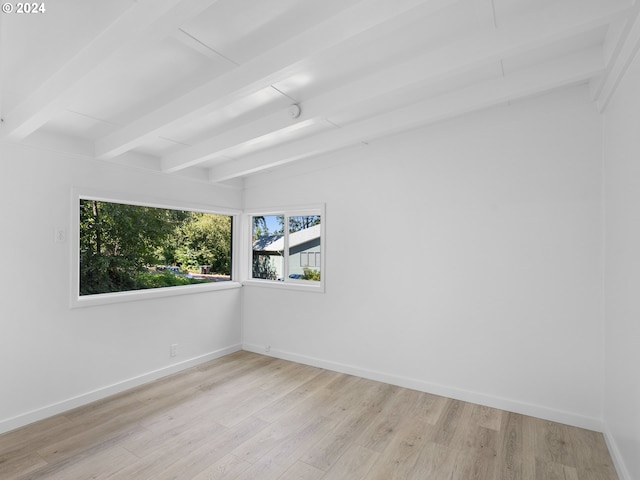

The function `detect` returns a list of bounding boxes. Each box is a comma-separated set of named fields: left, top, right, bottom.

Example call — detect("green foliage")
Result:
left=252, top=254, right=279, bottom=280
left=301, top=268, right=321, bottom=281
left=174, top=212, right=231, bottom=273
left=288, top=215, right=320, bottom=233
left=80, top=200, right=231, bottom=295
left=273, top=215, right=320, bottom=235
left=253, top=216, right=268, bottom=240
left=134, top=271, right=207, bottom=289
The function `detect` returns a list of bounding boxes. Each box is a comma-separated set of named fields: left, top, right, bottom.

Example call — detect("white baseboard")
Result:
left=242, top=343, right=603, bottom=432
left=0, top=344, right=242, bottom=435
left=1, top=342, right=609, bottom=443
left=602, top=426, right=631, bottom=480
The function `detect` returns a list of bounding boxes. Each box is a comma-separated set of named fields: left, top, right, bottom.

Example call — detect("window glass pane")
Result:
left=288, top=215, right=321, bottom=281
left=252, top=215, right=284, bottom=280
left=79, top=200, right=232, bottom=296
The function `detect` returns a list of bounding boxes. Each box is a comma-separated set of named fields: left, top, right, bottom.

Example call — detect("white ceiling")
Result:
left=1, top=0, right=639, bottom=186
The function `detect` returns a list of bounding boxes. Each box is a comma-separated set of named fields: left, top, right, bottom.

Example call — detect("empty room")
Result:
left=1, top=0, right=639, bottom=478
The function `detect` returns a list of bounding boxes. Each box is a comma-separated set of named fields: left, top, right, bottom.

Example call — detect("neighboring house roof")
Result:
left=253, top=224, right=321, bottom=252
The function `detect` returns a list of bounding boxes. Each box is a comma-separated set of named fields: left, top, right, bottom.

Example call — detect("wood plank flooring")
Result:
left=0, top=351, right=619, bottom=479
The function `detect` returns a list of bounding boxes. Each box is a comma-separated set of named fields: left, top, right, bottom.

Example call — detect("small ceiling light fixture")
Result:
left=288, top=104, right=301, bottom=119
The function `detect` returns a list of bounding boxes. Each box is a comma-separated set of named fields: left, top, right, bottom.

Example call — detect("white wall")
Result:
left=0, top=138, right=243, bottom=433
left=2, top=77, right=634, bottom=473
left=602, top=48, right=640, bottom=480
left=243, top=86, right=604, bottom=429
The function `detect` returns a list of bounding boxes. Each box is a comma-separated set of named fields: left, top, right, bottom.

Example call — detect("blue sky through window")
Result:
left=263, top=215, right=282, bottom=235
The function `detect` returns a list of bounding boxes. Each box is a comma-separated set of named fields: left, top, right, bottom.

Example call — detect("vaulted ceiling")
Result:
left=1, top=0, right=639, bottom=186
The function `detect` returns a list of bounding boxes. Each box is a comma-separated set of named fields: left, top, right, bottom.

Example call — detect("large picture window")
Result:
left=248, top=206, right=324, bottom=291
left=74, top=194, right=238, bottom=305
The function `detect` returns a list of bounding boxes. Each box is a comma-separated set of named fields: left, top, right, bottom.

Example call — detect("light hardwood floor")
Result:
left=0, top=351, right=618, bottom=479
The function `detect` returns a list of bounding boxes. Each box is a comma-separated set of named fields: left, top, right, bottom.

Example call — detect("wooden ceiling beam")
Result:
left=162, top=0, right=628, bottom=173
left=208, top=47, right=605, bottom=183
left=94, top=0, right=459, bottom=160
left=592, top=2, right=640, bottom=111
left=1, top=0, right=222, bottom=141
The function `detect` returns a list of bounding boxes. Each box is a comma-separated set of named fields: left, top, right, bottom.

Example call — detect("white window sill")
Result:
left=242, top=279, right=325, bottom=293
left=71, top=281, right=242, bottom=308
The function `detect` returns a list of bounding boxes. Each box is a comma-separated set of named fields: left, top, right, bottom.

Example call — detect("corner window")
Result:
left=247, top=206, right=324, bottom=291
left=72, top=192, right=240, bottom=306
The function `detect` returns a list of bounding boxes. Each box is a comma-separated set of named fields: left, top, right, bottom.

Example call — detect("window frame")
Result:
left=70, top=188, right=242, bottom=308
left=243, top=204, right=325, bottom=293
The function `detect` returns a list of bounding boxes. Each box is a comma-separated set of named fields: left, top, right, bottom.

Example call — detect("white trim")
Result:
left=603, top=426, right=632, bottom=480
left=242, top=279, right=325, bottom=293
left=73, top=186, right=242, bottom=218
left=70, top=187, right=242, bottom=308
left=242, top=343, right=605, bottom=432
left=73, top=281, right=242, bottom=308
left=597, top=4, right=640, bottom=112
left=0, top=344, right=242, bottom=435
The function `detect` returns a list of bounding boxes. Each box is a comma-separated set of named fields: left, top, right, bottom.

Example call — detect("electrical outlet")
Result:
left=265, top=345, right=271, bottom=353
left=54, top=228, right=66, bottom=243
left=170, top=344, right=178, bottom=357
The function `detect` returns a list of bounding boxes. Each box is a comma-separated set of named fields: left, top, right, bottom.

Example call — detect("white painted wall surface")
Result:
left=243, top=86, right=604, bottom=429
left=602, top=48, right=640, bottom=480
left=0, top=139, right=243, bottom=433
